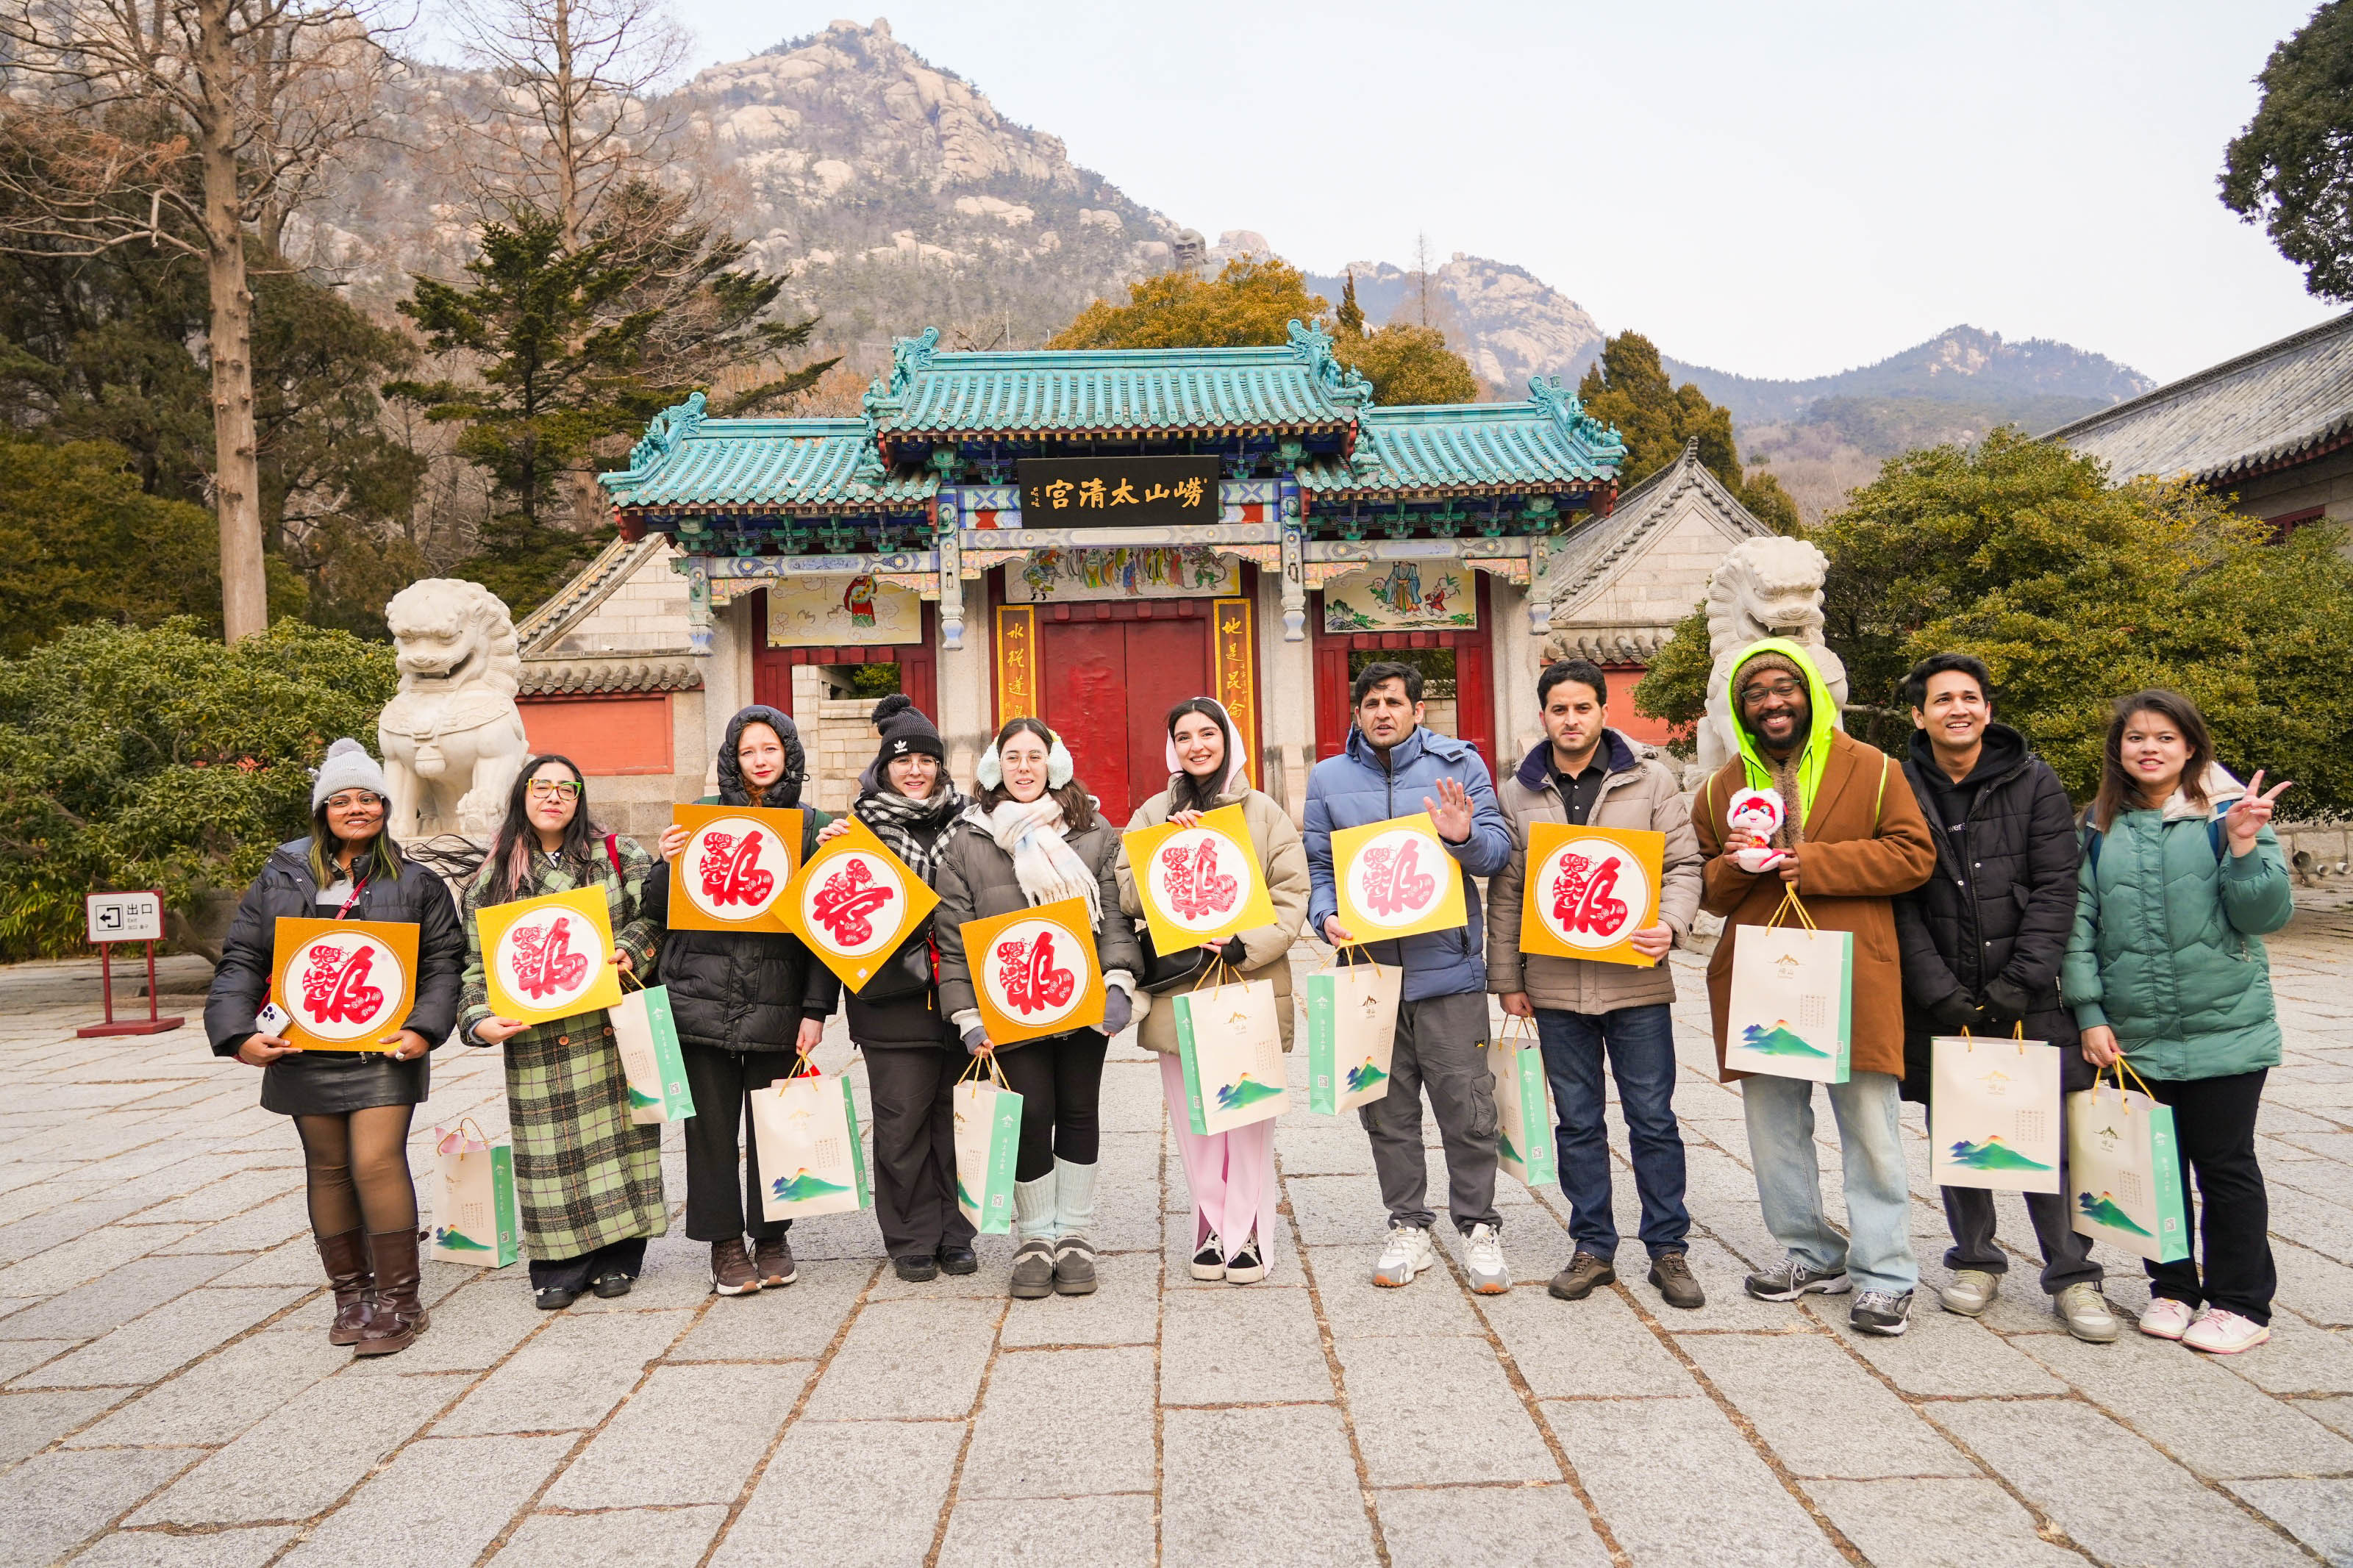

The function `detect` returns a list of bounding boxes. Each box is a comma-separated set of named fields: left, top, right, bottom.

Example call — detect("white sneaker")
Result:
left=2182, top=1307, right=2271, bottom=1355
left=1372, top=1224, right=1436, bottom=1288
left=1462, top=1222, right=1510, bottom=1295
left=2138, top=1297, right=2196, bottom=1340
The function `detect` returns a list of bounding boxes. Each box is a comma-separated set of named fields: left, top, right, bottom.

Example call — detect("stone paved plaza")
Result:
left=1, top=895, right=2349, bottom=1568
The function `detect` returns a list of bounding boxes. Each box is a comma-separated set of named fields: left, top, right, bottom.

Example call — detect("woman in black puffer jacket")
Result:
left=641, top=705, right=832, bottom=1298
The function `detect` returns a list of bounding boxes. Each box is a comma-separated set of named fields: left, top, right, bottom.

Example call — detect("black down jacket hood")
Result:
left=718, top=704, right=805, bottom=807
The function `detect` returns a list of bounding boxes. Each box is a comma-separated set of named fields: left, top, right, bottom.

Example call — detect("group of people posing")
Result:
left=204, top=637, right=2295, bottom=1361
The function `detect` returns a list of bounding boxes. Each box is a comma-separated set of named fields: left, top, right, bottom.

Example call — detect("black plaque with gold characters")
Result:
left=1014, top=455, right=1222, bottom=527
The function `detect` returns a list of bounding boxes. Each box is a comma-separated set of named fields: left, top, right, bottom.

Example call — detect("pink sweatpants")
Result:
left=1158, top=1050, right=1278, bottom=1264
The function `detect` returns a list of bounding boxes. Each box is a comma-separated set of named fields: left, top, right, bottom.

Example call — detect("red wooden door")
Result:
left=1035, top=613, right=1213, bottom=823
left=750, top=595, right=938, bottom=720
left=1310, top=573, right=1496, bottom=774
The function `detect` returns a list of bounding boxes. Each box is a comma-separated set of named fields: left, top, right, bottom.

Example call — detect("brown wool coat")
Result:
left=1693, top=728, right=1936, bottom=1081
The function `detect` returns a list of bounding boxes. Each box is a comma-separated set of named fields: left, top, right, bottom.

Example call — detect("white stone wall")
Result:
left=543, top=540, right=695, bottom=656
left=1552, top=503, right=1738, bottom=632
left=792, top=666, right=879, bottom=815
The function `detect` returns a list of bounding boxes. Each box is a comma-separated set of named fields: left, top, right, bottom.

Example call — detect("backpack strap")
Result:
left=2209, top=805, right=2229, bottom=860
left=605, top=833, right=622, bottom=876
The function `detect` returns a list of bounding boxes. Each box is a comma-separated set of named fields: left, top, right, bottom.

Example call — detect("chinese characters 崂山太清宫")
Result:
left=1026, top=476, right=1210, bottom=511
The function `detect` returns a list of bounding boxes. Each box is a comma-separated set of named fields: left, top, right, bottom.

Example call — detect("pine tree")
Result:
left=1578, top=332, right=1799, bottom=533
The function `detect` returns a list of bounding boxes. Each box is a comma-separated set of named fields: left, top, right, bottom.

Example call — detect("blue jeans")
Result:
left=1535, top=1005, right=1689, bottom=1261
left=1740, top=1070, right=1919, bottom=1295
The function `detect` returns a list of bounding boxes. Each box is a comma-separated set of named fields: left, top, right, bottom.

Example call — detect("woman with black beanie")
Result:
left=643, top=705, right=835, bottom=1297
left=815, top=695, right=977, bottom=1280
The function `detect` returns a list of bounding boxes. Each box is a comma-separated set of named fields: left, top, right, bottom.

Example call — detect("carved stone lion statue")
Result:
left=1698, top=537, right=1850, bottom=776
left=377, top=580, right=530, bottom=842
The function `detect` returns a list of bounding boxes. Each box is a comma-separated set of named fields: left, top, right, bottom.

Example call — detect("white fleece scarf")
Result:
left=976, top=796, right=1101, bottom=923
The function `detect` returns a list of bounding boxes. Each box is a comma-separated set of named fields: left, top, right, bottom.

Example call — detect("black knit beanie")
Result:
left=870, top=692, right=946, bottom=773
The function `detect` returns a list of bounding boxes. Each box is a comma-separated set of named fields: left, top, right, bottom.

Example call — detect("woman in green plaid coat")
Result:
left=460, top=756, right=667, bottom=1309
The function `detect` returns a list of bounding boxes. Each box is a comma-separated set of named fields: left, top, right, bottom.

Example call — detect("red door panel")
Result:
left=1040, top=622, right=1132, bottom=817
left=1121, top=620, right=1213, bottom=820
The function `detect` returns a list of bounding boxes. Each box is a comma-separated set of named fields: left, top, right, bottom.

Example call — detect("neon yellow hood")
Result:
left=1727, top=638, right=1838, bottom=817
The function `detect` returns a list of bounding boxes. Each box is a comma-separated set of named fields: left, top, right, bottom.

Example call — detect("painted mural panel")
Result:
left=765, top=573, right=924, bottom=647
left=1004, top=546, right=1239, bottom=603
left=1320, top=562, right=1478, bottom=631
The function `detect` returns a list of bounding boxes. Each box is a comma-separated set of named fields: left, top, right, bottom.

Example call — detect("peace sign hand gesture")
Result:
left=2227, top=770, right=2293, bottom=853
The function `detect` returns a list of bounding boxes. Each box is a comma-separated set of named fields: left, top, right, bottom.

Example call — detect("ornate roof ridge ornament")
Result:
left=1527, top=374, right=1626, bottom=459
left=1287, top=318, right=1374, bottom=412
left=624, top=390, right=707, bottom=476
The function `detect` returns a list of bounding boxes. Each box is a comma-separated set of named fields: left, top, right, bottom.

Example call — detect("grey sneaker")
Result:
left=1743, top=1257, right=1852, bottom=1302
left=1547, top=1251, right=1617, bottom=1301
left=1371, top=1224, right=1435, bottom=1288
left=1052, top=1235, right=1097, bottom=1296
left=1939, top=1268, right=2000, bottom=1317
left=1462, top=1222, right=1510, bottom=1295
left=1010, top=1238, right=1055, bottom=1300
left=1648, top=1251, right=1706, bottom=1310
left=2054, top=1282, right=2121, bottom=1343
left=1851, top=1289, right=1914, bottom=1336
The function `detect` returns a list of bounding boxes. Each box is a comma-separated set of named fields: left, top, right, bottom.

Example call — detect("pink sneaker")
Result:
left=2182, top=1308, right=2270, bottom=1355
left=2138, top=1297, right=2196, bottom=1340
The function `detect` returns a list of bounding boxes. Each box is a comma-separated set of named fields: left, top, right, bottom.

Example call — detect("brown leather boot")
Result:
left=355, top=1228, right=430, bottom=1356
left=315, top=1228, right=375, bottom=1346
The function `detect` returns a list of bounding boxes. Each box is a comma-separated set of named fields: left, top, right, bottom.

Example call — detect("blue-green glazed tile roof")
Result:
left=600, top=408, right=938, bottom=511
left=1296, top=390, right=1627, bottom=499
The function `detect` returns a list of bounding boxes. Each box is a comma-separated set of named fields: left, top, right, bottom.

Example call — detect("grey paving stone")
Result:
left=277, top=1433, right=573, bottom=1568
left=543, top=1361, right=807, bottom=1508
left=996, top=1252, right=1161, bottom=1347
left=1283, top=1173, right=1393, bottom=1246
left=0, top=1337, right=72, bottom=1384
left=1273, top=1123, right=1377, bottom=1176
left=1162, top=1405, right=1376, bottom=1568
left=2015, top=1328, right=2353, bottom=1478
left=962, top=1345, right=1155, bottom=1499
left=668, top=1260, right=868, bottom=1359
left=69, top=1327, right=349, bottom=1448
left=0, top=1193, right=159, bottom=1267
left=0, top=1385, right=117, bottom=1463
left=1663, top=1235, right=1817, bottom=1331
left=15, top=1284, right=306, bottom=1388
left=127, top=1370, right=465, bottom=1525
left=801, top=1297, right=1000, bottom=1420
left=68, top=1525, right=297, bottom=1568
left=151, top=1192, right=311, bottom=1256
left=1796, top=1293, right=2069, bottom=1395
left=2273, top=1241, right=2353, bottom=1327
left=209, top=1238, right=333, bottom=1287
left=1335, top=1336, right=1555, bottom=1485
left=2227, top=1478, right=2353, bottom=1565
left=1163, top=1208, right=1300, bottom=1286
left=1680, top=1331, right=1974, bottom=1478
left=2217, top=1312, right=2353, bottom=1395
left=1542, top=1397, right=1846, bottom=1568
left=1477, top=1280, right=1693, bottom=1397
left=0, top=1446, right=193, bottom=1567
left=492, top=1505, right=729, bottom=1567
left=938, top=1494, right=1155, bottom=1568
left=330, top=1275, right=545, bottom=1379
left=1304, top=1245, right=1482, bottom=1339
left=1932, top=1397, right=2311, bottom=1568
left=0, top=1253, right=242, bottom=1341
left=868, top=1245, right=1016, bottom=1300
left=2304, top=1393, right=2353, bottom=1439
left=1160, top=1284, right=1332, bottom=1405
left=1801, top=1478, right=2082, bottom=1568
left=1374, top=1483, right=1613, bottom=1568
left=560, top=1231, right=718, bottom=1315
left=437, top=1308, right=688, bottom=1436
left=713, top=1418, right=965, bottom=1568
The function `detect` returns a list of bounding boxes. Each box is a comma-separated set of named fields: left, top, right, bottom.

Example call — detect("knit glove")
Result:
left=1219, top=934, right=1248, bottom=966
left=1100, top=987, right=1134, bottom=1037
left=1928, top=991, right=1985, bottom=1033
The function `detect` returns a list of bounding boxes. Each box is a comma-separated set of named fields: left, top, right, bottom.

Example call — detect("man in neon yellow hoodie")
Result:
left=1693, top=640, right=1937, bottom=1336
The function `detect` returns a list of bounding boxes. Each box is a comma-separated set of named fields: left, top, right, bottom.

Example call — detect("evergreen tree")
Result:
left=1335, top=269, right=1367, bottom=337
left=1578, top=331, right=1799, bottom=532
left=2221, top=0, right=2353, bottom=301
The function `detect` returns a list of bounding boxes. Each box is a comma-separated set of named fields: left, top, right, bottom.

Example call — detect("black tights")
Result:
left=294, top=1106, right=418, bottom=1237
left=996, top=1029, right=1108, bottom=1182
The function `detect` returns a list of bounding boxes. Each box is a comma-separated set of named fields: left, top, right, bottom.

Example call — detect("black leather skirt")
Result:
left=259, top=1050, right=429, bottom=1115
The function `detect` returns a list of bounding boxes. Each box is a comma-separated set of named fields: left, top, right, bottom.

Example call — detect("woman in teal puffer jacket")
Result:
left=2062, top=690, right=2295, bottom=1357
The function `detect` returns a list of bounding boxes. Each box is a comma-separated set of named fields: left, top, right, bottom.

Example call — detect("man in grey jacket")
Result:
left=1488, top=660, right=1707, bottom=1309
left=1304, top=661, right=1515, bottom=1292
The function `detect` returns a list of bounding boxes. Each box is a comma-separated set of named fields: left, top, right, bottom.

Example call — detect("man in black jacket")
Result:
left=1894, top=654, right=2115, bottom=1342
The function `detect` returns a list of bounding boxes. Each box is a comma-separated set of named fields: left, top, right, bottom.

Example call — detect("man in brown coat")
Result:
left=1694, top=640, right=1936, bottom=1336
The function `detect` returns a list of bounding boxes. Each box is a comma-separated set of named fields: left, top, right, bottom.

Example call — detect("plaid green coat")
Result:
left=460, top=838, right=666, bottom=1261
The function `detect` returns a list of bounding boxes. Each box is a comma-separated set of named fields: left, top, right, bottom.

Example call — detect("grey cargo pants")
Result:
left=1358, top=990, right=1501, bottom=1234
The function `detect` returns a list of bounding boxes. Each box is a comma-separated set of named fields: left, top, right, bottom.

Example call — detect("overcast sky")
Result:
left=624, top=1, right=2333, bottom=383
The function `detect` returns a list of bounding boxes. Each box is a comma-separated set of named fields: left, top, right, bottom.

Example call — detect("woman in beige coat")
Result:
left=1118, top=698, right=1310, bottom=1284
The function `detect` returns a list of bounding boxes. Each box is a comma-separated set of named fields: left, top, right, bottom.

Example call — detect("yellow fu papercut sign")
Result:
left=1122, top=803, right=1276, bottom=957
left=270, top=918, right=421, bottom=1051
left=961, top=895, right=1106, bottom=1048
left=666, top=805, right=804, bottom=934
left=476, top=886, right=624, bottom=1026
left=1516, top=824, right=1665, bottom=967
left=1332, top=812, right=1468, bottom=944
left=783, top=817, right=940, bottom=993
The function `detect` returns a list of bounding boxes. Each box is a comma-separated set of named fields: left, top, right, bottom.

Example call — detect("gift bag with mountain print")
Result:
left=1489, top=1017, right=1557, bottom=1189
left=429, top=1120, right=519, bottom=1267
left=1174, top=970, right=1289, bottom=1136
left=2066, top=1064, right=2189, bottom=1264
left=610, top=981, right=696, bottom=1126
left=750, top=1057, right=872, bottom=1222
left=952, top=1057, right=1023, bottom=1236
left=1722, top=889, right=1852, bottom=1084
left=1930, top=1032, right=2062, bottom=1194
left=1304, top=953, right=1399, bottom=1115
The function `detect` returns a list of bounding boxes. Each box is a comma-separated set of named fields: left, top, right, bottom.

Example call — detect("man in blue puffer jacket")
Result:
left=1304, top=661, right=1515, bottom=1292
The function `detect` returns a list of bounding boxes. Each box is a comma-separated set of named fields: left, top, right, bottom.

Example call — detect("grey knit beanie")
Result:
left=312, top=737, right=391, bottom=809
left=1734, top=650, right=1807, bottom=698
